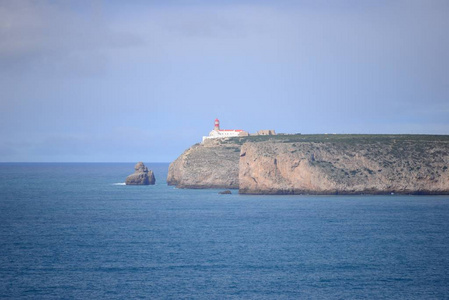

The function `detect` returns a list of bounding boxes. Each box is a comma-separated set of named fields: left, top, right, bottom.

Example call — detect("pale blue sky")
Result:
left=1, top=0, right=448, bottom=162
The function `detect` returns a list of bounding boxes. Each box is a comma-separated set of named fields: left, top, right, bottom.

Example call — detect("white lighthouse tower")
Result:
left=214, top=118, right=220, bottom=131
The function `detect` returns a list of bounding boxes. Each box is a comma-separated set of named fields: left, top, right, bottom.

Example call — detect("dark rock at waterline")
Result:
left=125, top=162, right=155, bottom=185
left=219, top=190, right=232, bottom=194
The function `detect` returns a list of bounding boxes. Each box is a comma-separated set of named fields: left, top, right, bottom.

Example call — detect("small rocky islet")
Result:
left=125, top=162, right=155, bottom=185
left=219, top=190, right=232, bottom=194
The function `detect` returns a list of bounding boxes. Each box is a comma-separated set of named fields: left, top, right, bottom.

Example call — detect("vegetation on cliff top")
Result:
left=219, top=134, right=449, bottom=146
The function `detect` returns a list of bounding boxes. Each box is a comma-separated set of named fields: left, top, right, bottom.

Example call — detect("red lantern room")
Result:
left=214, top=118, right=220, bottom=130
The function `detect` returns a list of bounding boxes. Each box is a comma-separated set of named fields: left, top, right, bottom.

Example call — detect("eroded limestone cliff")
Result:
left=239, top=135, right=449, bottom=194
left=167, top=138, right=241, bottom=188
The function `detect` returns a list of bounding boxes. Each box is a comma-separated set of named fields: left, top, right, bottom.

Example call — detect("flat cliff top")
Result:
left=223, top=134, right=449, bottom=145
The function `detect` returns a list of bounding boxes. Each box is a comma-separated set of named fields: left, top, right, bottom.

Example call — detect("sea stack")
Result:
left=125, top=162, right=155, bottom=185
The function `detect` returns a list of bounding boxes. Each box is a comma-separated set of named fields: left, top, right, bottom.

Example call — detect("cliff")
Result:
left=167, top=138, right=241, bottom=188
left=239, top=135, right=449, bottom=194
left=168, top=135, right=449, bottom=195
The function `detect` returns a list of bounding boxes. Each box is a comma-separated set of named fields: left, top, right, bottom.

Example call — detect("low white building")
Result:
left=202, top=119, right=248, bottom=142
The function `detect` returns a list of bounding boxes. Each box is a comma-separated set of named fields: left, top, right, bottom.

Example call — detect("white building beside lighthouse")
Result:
left=202, top=119, right=248, bottom=142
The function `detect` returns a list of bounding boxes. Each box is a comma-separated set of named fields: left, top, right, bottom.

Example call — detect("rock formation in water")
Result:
left=167, top=138, right=241, bottom=188
left=168, top=135, right=449, bottom=195
left=126, top=162, right=155, bottom=185
left=219, top=190, right=232, bottom=194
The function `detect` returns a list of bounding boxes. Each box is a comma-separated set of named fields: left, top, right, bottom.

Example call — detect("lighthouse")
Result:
left=214, top=118, right=220, bottom=131
left=202, top=118, right=249, bottom=142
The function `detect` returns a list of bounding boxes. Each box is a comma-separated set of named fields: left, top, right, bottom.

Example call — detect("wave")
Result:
left=113, top=183, right=126, bottom=186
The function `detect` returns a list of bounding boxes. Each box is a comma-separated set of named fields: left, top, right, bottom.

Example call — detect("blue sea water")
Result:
left=1, top=163, right=449, bottom=299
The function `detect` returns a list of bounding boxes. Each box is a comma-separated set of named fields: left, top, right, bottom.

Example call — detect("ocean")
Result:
left=1, top=163, right=448, bottom=299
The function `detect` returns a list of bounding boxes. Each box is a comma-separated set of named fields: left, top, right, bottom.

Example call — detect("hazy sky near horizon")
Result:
left=1, top=0, right=448, bottom=162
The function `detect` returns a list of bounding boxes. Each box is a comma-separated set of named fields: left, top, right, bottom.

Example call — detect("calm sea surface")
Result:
left=1, top=163, right=448, bottom=299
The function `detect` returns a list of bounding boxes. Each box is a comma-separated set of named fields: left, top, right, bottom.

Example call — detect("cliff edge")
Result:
left=167, top=139, right=241, bottom=189
left=239, top=135, right=449, bottom=194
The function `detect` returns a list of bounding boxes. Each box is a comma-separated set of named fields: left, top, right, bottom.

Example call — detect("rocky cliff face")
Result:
left=167, top=139, right=241, bottom=188
left=239, top=136, right=449, bottom=194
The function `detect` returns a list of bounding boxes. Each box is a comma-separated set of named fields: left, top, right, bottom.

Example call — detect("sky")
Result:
left=1, top=0, right=448, bottom=162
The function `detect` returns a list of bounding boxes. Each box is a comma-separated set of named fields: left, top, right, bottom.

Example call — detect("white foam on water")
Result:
left=113, top=183, right=126, bottom=186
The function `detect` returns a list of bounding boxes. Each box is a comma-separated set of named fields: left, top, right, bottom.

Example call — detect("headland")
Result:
left=168, top=133, right=449, bottom=195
